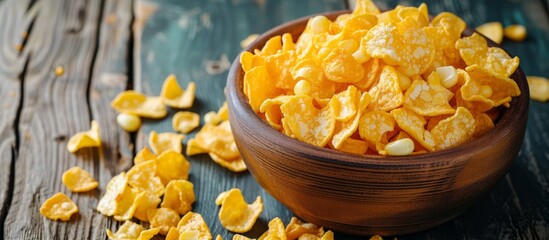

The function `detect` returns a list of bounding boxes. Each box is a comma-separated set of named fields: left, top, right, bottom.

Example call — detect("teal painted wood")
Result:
left=134, top=0, right=347, bottom=238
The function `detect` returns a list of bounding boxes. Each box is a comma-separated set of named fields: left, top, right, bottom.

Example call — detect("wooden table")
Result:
left=1, top=0, right=548, bottom=239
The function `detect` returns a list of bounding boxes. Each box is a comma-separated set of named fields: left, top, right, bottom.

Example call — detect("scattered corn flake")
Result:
left=504, top=25, right=527, bottom=42
left=431, top=107, right=475, bottom=150
left=186, top=139, right=209, bottom=156
left=527, top=76, right=549, bottom=102
left=161, top=74, right=196, bottom=109
left=67, top=120, right=101, bottom=153
left=195, top=121, right=240, bottom=160
left=258, top=217, right=286, bottom=240
left=176, top=212, right=212, bottom=240
left=133, top=190, right=161, bottom=222
left=62, top=166, right=99, bottom=192
left=217, top=101, right=229, bottom=121
left=280, top=95, right=336, bottom=147
left=156, top=150, right=191, bottom=185
left=111, top=91, right=168, bottom=119
left=147, top=208, right=181, bottom=235
left=286, top=217, right=324, bottom=240
left=113, top=186, right=141, bottom=221
left=173, top=111, right=200, bottom=134
left=217, top=188, right=263, bottom=233
left=475, top=22, right=503, bottom=44
left=106, top=221, right=145, bottom=240
left=39, top=192, right=78, bottom=221
left=148, top=131, right=185, bottom=155
left=134, top=146, right=156, bottom=165
left=241, top=34, right=260, bottom=49
left=97, top=172, right=127, bottom=216
left=136, top=228, right=161, bottom=240
left=390, top=108, right=435, bottom=151
left=161, top=179, right=195, bottom=215
left=209, top=152, right=248, bottom=172
left=232, top=235, right=251, bottom=240
left=127, top=160, right=165, bottom=197
left=367, top=66, right=404, bottom=111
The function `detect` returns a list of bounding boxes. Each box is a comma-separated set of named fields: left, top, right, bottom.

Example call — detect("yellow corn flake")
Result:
left=332, top=92, right=371, bottom=149
left=176, top=212, right=213, bottom=240
left=265, top=50, right=298, bottom=90
left=161, top=179, right=195, bottom=215
left=127, top=160, right=165, bottom=197
left=330, top=85, right=358, bottom=122
left=335, top=138, right=369, bottom=154
left=358, top=110, right=395, bottom=154
left=353, top=0, right=381, bottom=15
left=286, top=217, right=324, bottom=240
left=473, top=113, right=495, bottom=138
left=431, top=107, right=475, bottom=150
left=217, top=101, right=229, bottom=121
left=456, top=33, right=519, bottom=79
left=149, top=131, right=185, bottom=154
left=232, top=235, right=252, bottom=240
left=133, top=190, right=161, bottom=222
left=367, top=66, right=404, bottom=111
left=156, top=150, right=191, bottom=185
left=134, top=146, right=156, bottom=165
left=390, top=108, right=435, bottom=151
left=403, top=78, right=455, bottom=116
left=355, top=58, right=381, bottom=90
left=209, top=153, right=248, bottom=173
left=258, top=217, right=286, bottom=240
left=527, top=76, right=549, bottom=102
left=161, top=74, right=196, bottom=109
left=165, top=228, right=180, bottom=240
left=291, top=59, right=336, bottom=100
left=39, top=192, right=78, bottom=221
left=217, top=188, right=263, bottom=233
left=97, top=172, right=127, bottom=216
left=111, top=90, right=167, bottom=119
left=67, top=120, right=101, bottom=153
left=475, top=22, right=503, bottom=44
left=195, top=120, right=240, bottom=160
left=114, top=186, right=141, bottom=221
left=461, top=67, right=520, bottom=107
left=394, top=16, right=435, bottom=77
left=106, top=221, right=145, bottom=240
left=504, top=25, right=527, bottom=42
left=148, top=208, right=181, bottom=235
left=361, top=23, right=402, bottom=65
left=186, top=138, right=209, bottom=156
left=260, top=96, right=293, bottom=130
left=280, top=95, right=336, bottom=147
left=321, top=47, right=364, bottom=83
left=62, top=166, right=98, bottom=192
left=173, top=111, right=200, bottom=134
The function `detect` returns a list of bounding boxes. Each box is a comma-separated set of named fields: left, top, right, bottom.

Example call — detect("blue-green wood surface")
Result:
left=0, top=0, right=547, bottom=239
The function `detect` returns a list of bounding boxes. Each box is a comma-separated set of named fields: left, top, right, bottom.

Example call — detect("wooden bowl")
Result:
left=226, top=10, right=529, bottom=236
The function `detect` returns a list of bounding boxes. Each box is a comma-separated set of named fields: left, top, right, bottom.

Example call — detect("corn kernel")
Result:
left=480, top=85, right=493, bottom=98
left=385, top=138, right=414, bottom=156
left=352, top=49, right=370, bottom=64
left=55, top=66, right=64, bottom=76
left=294, top=80, right=311, bottom=95
left=436, top=66, right=458, bottom=88
left=504, top=24, right=527, bottom=41
left=311, top=16, right=330, bottom=34
left=116, top=113, right=141, bottom=132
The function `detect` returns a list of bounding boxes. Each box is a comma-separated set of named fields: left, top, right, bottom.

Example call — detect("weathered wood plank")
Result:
left=2, top=0, right=132, bottom=239
left=0, top=0, right=33, bottom=236
left=133, top=0, right=347, bottom=238
left=346, top=0, right=549, bottom=239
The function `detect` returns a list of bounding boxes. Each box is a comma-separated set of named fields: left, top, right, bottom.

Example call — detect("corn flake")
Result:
left=62, top=166, right=98, bottom=192
left=217, top=188, right=263, bottom=233
left=161, top=179, right=195, bottom=215
left=156, top=150, right=191, bottom=185
left=209, top=153, right=248, bottom=172
left=390, top=108, right=435, bottom=151
left=286, top=217, right=324, bottom=240
left=461, top=67, right=520, bottom=107
left=321, top=47, right=364, bottom=83
left=134, top=146, right=156, bottom=165
left=243, top=64, right=281, bottom=111
left=195, top=121, right=240, bottom=160
left=367, top=66, right=404, bottom=111
left=149, top=131, right=185, bottom=154
left=186, top=139, right=209, bottom=156
left=358, top=110, right=395, bottom=154
left=111, top=91, right=167, bottom=119
left=176, top=212, right=212, bottom=240
left=148, top=208, right=181, bottom=235
left=527, top=76, right=549, bottom=102
left=332, top=92, right=371, bottom=149
left=127, top=160, right=165, bottom=197
left=258, top=217, right=286, bottom=240
left=431, top=107, right=475, bottom=150
left=291, top=59, right=336, bottom=100
left=394, top=16, right=435, bottom=77
left=133, top=191, right=161, bottom=222
left=161, top=74, right=196, bottom=109
left=403, top=78, right=455, bottom=116
left=106, top=221, right=146, bottom=240
left=173, top=111, right=200, bottom=134
left=475, top=22, right=503, bottom=44
left=67, top=120, right=101, bottom=153
left=280, top=95, right=336, bottom=147
left=40, top=192, right=78, bottom=221
left=473, top=112, right=495, bottom=138
left=114, top=186, right=141, bottom=221
left=97, top=172, right=127, bottom=216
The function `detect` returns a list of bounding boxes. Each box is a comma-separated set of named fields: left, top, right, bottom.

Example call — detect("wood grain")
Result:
left=133, top=0, right=346, bottom=238
left=1, top=0, right=133, bottom=239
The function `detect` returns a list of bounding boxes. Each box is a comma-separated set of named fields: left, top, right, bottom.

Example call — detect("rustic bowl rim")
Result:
left=227, top=10, right=529, bottom=168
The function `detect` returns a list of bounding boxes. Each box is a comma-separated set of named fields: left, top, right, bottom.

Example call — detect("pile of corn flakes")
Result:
left=241, top=0, right=521, bottom=156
